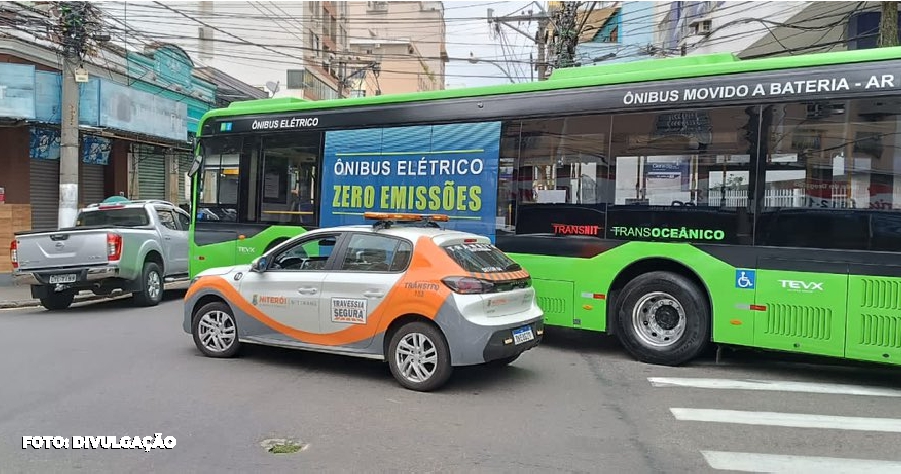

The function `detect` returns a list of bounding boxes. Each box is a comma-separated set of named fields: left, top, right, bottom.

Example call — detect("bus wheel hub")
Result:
left=632, top=292, right=687, bottom=348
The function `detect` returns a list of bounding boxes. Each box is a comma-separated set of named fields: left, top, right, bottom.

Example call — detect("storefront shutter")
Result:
left=30, top=159, right=60, bottom=231
left=134, top=144, right=167, bottom=200
left=79, top=163, right=106, bottom=207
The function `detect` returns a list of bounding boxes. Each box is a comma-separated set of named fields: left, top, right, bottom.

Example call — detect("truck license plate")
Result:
left=512, top=325, right=534, bottom=345
left=49, top=274, right=77, bottom=284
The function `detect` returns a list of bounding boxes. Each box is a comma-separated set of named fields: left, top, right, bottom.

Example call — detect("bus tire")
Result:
left=613, top=271, right=709, bottom=366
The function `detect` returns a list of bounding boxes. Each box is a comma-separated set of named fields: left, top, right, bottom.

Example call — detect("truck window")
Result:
left=156, top=209, right=178, bottom=231
left=76, top=208, right=151, bottom=227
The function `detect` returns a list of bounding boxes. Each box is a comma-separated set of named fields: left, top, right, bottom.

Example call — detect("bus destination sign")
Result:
left=215, top=115, right=320, bottom=134
left=621, top=72, right=899, bottom=108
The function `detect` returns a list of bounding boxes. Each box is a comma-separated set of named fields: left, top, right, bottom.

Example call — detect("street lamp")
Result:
left=468, top=52, right=516, bottom=84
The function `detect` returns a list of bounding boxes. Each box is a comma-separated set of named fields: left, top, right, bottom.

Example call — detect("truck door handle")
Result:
left=164, top=236, right=171, bottom=240
left=363, top=290, right=384, bottom=299
left=298, top=287, right=318, bottom=295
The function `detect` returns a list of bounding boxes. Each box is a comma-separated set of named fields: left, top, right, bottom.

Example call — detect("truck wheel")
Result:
left=133, top=262, right=164, bottom=307
left=387, top=321, right=452, bottom=392
left=39, top=291, right=75, bottom=311
left=614, top=271, right=709, bottom=366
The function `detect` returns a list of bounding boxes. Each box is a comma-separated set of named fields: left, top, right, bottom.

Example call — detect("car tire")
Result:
left=192, top=301, right=241, bottom=358
left=387, top=321, right=452, bottom=392
left=39, top=290, right=75, bottom=311
left=485, top=354, right=520, bottom=367
left=133, top=262, right=164, bottom=307
left=614, top=271, right=709, bottom=366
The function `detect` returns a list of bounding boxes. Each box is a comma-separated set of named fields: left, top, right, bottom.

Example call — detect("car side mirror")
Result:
left=250, top=256, right=267, bottom=273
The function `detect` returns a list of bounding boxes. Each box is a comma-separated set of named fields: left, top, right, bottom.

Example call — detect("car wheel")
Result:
left=614, top=271, right=709, bottom=366
left=192, top=301, right=241, bottom=358
left=39, top=290, right=75, bottom=311
left=133, top=262, right=163, bottom=307
left=387, top=321, right=452, bottom=391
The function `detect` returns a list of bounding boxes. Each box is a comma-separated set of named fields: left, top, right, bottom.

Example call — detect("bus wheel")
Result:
left=614, top=271, right=709, bottom=366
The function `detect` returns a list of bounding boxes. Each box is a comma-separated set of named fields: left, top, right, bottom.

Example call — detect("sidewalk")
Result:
left=0, top=284, right=110, bottom=309
left=0, top=280, right=191, bottom=309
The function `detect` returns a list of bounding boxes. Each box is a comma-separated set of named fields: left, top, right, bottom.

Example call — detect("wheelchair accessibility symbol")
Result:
left=735, top=269, right=756, bottom=289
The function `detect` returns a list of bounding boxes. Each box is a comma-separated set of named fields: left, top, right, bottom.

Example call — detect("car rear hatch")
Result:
left=440, top=237, right=533, bottom=318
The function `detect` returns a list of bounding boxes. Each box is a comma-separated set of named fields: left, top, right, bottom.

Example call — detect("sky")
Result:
left=98, top=0, right=543, bottom=90
left=441, top=1, right=542, bottom=88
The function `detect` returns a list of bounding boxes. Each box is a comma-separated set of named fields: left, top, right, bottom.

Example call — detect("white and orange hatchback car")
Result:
left=183, top=213, right=544, bottom=391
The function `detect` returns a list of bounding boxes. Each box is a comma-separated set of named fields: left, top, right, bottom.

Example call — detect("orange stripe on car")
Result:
left=188, top=236, right=462, bottom=346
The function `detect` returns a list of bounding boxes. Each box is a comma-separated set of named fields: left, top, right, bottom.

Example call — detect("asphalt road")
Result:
left=1, top=292, right=901, bottom=473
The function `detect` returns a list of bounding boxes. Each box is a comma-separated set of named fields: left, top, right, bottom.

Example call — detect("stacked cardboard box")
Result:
left=0, top=204, right=32, bottom=273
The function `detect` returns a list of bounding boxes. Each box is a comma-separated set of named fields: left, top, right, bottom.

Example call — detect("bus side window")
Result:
left=755, top=98, right=901, bottom=250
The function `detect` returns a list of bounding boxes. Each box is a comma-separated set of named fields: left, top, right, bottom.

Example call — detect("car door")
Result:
left=236, top=232, right=344, bottom=340
left=170, top=209, right=191, bottom=275
left=154, top=207, right=182, bottom=274
left=319, top=233, right=413, bottom=348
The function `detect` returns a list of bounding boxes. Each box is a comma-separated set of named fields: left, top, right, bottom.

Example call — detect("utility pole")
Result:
left=57, top=2, right=89, bottom=228
left=879, top=1, right=899, bottom=47
left=488, top=2, right=551, bottom=81
left=536, top=15, right=549, bottom=81
left=552, top=2, right=582, bottom=69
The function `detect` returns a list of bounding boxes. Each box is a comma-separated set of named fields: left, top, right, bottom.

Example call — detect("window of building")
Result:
left=287, top=69, right=304, bottom=89
left=367, top=1, right=388, bottom=12
left=302, top=70, right=339, bottom=100
left=259, top=133, right=322, bottom=226
left=756, top=97, right=901, bottom=250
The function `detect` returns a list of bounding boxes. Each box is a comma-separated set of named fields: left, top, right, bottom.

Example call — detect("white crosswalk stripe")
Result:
left=648, top=377, right=901, bottom=397
left=650, top=376, right=901, bottom=472
left=700, top=451, right=901, bottom=473
left=670, top=408, right=901, bottom=433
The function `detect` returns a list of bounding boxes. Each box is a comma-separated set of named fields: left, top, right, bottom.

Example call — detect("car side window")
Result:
left=270, top=234, right=339, bottom=271
left=339, top=234, right=412, bottom=273
left=156, top=209, right=177, bottom=231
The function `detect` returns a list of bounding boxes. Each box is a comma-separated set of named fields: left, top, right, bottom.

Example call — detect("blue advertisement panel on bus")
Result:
left=320, top=121, right=501, bottom=240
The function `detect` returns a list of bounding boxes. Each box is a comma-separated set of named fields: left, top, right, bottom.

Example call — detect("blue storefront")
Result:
left=0, top=43, right=217, bottom=232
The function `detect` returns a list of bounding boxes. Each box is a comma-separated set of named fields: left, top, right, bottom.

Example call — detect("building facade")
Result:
left=569, top=1, right=658, bottom=66
left=654, top=1, right=900, bottom=59
left=345, top=1, right=447, bottom=96
left=104, top=1, right=352, bottom=100
left=0, top=3, right=262, bottom=279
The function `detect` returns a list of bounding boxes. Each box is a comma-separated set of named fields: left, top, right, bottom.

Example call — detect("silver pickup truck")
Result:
left=11, top=199, right=190, bottom=310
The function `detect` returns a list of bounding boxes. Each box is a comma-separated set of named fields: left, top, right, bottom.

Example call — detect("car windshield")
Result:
left=76, top=208, right=150, bottom=227
left=443, top=242, right=521, bottom=273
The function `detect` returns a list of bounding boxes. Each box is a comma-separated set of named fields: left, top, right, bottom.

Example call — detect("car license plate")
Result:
left=512, top=325, right=534, bottom=345
left=49, top=274, right=77, bottom=284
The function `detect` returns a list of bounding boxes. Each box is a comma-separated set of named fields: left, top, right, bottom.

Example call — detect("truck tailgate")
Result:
left=15, top=230, right=109, bottom=270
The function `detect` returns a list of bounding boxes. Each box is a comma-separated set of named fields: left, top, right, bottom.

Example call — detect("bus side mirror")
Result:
left=188, top=154, right=202, bottom=177
left=250, top=256, right=267, bottom=273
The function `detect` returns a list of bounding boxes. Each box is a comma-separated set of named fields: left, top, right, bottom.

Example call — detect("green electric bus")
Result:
left=187, top=46, right=901, bottom=368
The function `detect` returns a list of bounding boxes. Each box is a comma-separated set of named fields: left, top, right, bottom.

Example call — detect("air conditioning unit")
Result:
left=690, top=19, right=712, bottom=35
